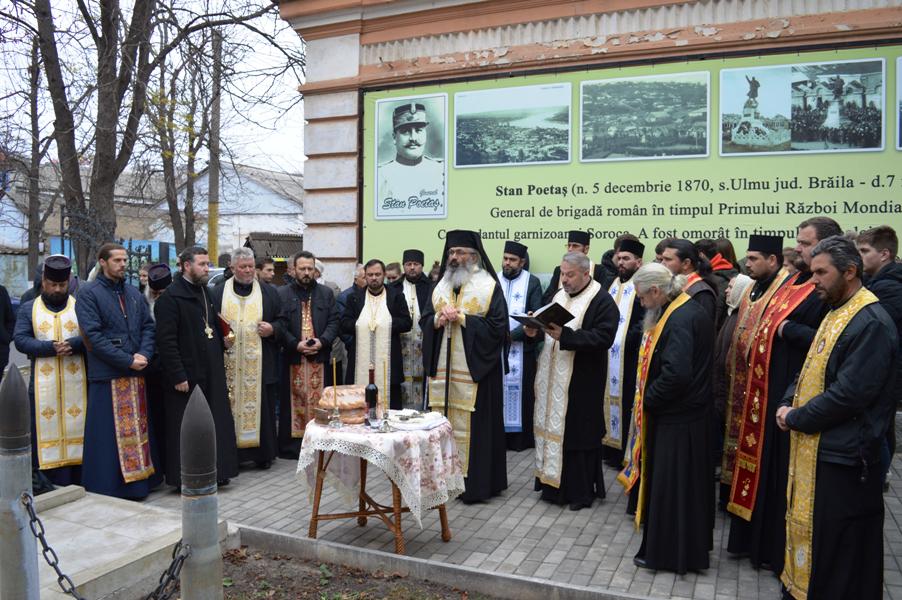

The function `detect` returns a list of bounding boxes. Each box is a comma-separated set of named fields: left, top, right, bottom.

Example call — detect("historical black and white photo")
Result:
left=375, top=94, right=448, bottom=220
left=454, top=83, right=571, bottom=167
left=721, top=59, right=884, bottom=156
left=580, top=72, right=709, bottom=161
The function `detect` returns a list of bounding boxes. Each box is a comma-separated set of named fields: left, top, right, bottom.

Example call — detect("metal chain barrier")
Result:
left=20, top=492, right=192, bottom=600
left=145, top=539, right=191, bottom=600
left=20, top=492, right=86, bottom=600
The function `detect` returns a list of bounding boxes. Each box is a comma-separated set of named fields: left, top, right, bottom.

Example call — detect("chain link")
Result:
left=20, top=493, right=192, bottom=600
left=145, top=540, right=191, bottom=600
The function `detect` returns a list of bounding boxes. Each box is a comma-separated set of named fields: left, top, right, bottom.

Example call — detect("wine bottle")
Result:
left=365, top=365, right=379, bottom=425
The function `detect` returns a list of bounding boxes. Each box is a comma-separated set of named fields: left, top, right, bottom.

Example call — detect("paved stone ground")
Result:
left=146, top=449, right=902, bottom=599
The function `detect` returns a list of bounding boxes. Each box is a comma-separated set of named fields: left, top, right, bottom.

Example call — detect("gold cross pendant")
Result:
left=205, top=326, right=214, bottom=339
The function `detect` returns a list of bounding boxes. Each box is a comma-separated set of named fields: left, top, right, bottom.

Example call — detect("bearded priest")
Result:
left=421, top=229, right=509, bottom=503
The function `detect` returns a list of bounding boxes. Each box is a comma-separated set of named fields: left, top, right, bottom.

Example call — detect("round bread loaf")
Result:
left=319, top=385, right=368, bottom=424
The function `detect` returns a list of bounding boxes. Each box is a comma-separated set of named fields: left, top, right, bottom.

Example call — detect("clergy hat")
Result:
left=43, top=255, right=71, bottom=283
left=747, top=234, right=783, bottom=257
left=439, top=229, right=500, bottom=284
left=618, top=239, right=645, bottom=258
left=568, top=230, right=591, bottom=246
left=147, top=263, right=172, bottom=291
left=503, top=241, right=528, bottom=258
left=392, top=103, right=428, bottom=130
left=402, top=249, right=424, bottom=265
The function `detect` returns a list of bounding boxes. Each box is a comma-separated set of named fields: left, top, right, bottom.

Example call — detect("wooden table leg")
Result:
left=391, top=483, right=405, bottom=555
left=438, top=503, right=452, bottom=542
left=357, top=458, right=368, bottom=526
left=308, top=450, right=325, bottom=539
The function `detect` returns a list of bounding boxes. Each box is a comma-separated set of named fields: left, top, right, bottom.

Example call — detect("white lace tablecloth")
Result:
left=296, top=420, right=465, bottom=528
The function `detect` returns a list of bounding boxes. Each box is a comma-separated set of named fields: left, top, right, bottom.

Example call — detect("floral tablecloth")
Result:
left=296, top=420, right=465, bottom=528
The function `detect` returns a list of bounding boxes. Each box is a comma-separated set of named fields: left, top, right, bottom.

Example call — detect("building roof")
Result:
left=244, top=232, right=303, bottom=259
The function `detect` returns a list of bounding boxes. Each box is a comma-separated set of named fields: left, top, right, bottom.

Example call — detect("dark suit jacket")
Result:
left=275, top=281, right=338, bottom=365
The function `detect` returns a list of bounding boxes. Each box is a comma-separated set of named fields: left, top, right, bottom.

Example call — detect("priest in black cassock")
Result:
left=542, top=230, right=611, bottom=304
left=622, top=262, right=714, bottom=574
left=725, top=218, right=837, bottom=575
left=526, top=251, right=619, bottom=510
left=389, top=249, right=432, bottom=409
left=422, top=229, right=509, bottom=503
left=341, top=259, right=412, bottom=409
left=777, top=236, right=896, bottom=600
left=211, top=248, right=282, bottom=469
left=155, top=246, right=239, bottom=488
left=499, top=241, right=543, bottom=451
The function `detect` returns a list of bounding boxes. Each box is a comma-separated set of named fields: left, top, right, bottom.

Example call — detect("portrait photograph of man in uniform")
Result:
left=375, top=94, right=447, bottom=220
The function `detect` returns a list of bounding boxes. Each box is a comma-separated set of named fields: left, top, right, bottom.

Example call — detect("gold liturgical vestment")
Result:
left=221, top=279, right=264, bottom=448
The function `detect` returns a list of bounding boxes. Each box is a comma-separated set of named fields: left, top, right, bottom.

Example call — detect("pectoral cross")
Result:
left=205, top=326, right=214, bottom=339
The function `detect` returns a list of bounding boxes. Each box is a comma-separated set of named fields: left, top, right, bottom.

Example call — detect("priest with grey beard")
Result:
left=421, top=229, right=509, bottom=503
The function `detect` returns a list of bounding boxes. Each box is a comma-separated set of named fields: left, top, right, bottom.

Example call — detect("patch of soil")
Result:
left=222, top=547, right=497, bottom=600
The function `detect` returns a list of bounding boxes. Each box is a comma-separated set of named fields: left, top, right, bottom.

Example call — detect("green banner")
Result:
left=362, top=45, right=901, bottom=275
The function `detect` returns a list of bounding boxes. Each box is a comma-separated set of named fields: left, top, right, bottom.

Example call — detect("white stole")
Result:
left=32, top=296, right=87, bottom=469
left=602, top=276, right=636, bottom=450
left=222, top=279, right=264, bottom=448
left=354, top=289, right=393, bottom=391
left=534, top=279, right=602, bottom=487
left=502, top=270, right=530, bottom=432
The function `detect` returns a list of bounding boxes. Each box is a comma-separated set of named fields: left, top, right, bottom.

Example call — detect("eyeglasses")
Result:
left=447, top=249, right=475, bottom=258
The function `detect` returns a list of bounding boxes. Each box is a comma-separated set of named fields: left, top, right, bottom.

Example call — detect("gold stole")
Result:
left=602, top=277, right=635, bottom=451
left=728, top=271, right=812, bottom=519
left=290, top=298, right=323, bottom=437
left=354, top=288, right=393, bottom=390
left=721, top=270, right=786, bottom=486
left=222, top=280, right=264, bottom=449
left=617, top=292, right=692, bottom=528
left=428, top=268, right=496, bottom=476
left=400, top=279, right=424, bottom=408
left=534, top=279, right=602, bottom=487
left=781, top=287, right=878, bottom=600
left=32, top=296, right=87, bottom=469
left=111, top=377, right=155, bottom=482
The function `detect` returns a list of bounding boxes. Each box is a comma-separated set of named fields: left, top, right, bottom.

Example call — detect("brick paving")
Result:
left=146, top=449, right=902, bottom=599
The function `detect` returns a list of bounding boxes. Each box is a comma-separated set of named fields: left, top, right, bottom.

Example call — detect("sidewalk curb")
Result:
left=236, top=524, right=655, bottom=600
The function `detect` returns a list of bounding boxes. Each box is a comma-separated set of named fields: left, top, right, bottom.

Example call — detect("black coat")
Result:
left=388, top=273, right=432, bottom=315
left=340, top=285, right=412, bottom=387
left=211, top=279, right=283, bottom=385
left=866, top=261, right=902, bottom=408
left=153, top=274, right=239, bottom=485
left=543, top=263, right=611, bottom=305
left=275, top=281, right=338, bottom=365
left=0, top=284, right=14, bottom=373
left=783, top=301, right=898, bottom=466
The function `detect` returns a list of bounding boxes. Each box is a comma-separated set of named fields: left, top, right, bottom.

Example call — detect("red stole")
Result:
left=290, top=299, right=323, bottom=437
left=727, top=272, right=814, bottom=519
left=111, top=377, right=155, bottom=483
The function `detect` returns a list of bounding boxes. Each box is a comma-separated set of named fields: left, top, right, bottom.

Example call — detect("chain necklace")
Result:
left=200, top=285, right=214, bottom=339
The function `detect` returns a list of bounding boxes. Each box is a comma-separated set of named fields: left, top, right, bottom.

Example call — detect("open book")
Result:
left=511, top=301, right=574, bottom=330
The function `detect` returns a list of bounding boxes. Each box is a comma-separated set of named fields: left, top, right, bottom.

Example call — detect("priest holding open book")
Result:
left=525, top=251, right=619, bottom=510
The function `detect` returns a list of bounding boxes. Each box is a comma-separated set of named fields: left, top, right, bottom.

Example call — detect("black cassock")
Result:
left=155, top=275, right=239, bottom=486
left=503, top=272, right=544, bottom=451
left=533, top=286, right=619, bottom=508
left=542, top=263, right=611, bottom=305
left=211, top=279, right=282, bottom=467
left=727, top=271, right=828, bottom=575
left=340, top=286, right=412, bottom=409
left=421, top=285, right=508, bottom=503
left=637, top=299, right=715, bottom=574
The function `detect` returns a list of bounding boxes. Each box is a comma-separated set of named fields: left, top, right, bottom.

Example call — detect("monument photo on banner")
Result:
left=721, top=58, right=884, bottom=156
left=454, top=82, right=571, bottom=167
left=375, top=93, right=448, bottom=220
left=580, top=71, right=710, bottom=162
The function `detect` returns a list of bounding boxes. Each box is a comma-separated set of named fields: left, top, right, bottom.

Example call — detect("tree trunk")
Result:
left=27, top=37, right=41, bottom=274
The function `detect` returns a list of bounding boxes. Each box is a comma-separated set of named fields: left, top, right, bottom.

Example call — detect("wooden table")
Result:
left=297, top=420, right=464, bottom=555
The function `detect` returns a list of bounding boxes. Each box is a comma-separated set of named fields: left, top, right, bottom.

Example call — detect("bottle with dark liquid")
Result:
left=366, top=365, right=380, bottom=428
